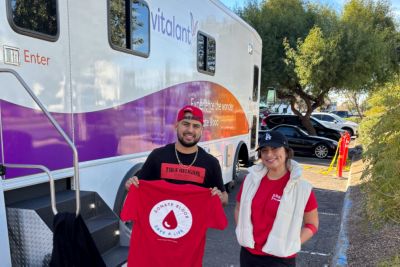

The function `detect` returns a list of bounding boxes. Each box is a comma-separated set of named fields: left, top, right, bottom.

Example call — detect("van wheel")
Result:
left=114, top=164, right=143, bottom=241
left=314, top=144, right=329, bottom=159
left=226, top=158, right=241, bottom=193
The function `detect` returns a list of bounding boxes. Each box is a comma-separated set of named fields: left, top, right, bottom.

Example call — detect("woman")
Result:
left=235, top=131, right=319, bottom=267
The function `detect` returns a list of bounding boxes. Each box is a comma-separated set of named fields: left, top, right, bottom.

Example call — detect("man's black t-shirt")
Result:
left=137, top=143, right=225, bottom=192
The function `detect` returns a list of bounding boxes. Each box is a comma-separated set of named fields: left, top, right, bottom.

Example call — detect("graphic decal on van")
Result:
left=1, top=81, right=248, bottom=178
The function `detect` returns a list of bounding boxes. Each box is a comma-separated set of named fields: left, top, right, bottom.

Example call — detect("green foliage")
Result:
left=286, top=26, right=341, bottom=92
left=238, top=0, right=398, bottom=98
left=237, top=0, right=399, bottom=134
left=238, top=0, right=315, bottom=100
left=378, top=254, right=400, bottom=267
left=340, top=0, right=398, bottom=90
left=359, top=75, right=400, bottom=224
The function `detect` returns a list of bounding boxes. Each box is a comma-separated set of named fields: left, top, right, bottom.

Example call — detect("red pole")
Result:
left=337, top=134, right=345, bottom=178
left=342, top=132, right=350, bottom=167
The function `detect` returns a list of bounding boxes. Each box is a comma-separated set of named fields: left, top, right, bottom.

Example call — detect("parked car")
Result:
left=331, top=110, right=352, bottom=118
left=312, top=112, right=358, bottom=136
left=259, top=125, right=338, bottom=159
left=263, top=114, right=343, bottom=141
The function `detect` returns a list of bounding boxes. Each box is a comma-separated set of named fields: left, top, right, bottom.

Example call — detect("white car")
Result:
left=312, top=112, right=358, bottom=136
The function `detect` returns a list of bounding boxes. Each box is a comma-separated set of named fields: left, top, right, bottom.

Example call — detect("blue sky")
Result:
left=219, top=0, right=400, bottom=21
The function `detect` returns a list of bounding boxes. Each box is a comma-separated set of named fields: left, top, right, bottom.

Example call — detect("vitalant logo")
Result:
left=149, top=200, right=193, bottom=239
left=150, top=8, right=198, bottom=45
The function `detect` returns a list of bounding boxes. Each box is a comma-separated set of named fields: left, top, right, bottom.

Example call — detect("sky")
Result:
left=219, top=0, right=400, bottom=21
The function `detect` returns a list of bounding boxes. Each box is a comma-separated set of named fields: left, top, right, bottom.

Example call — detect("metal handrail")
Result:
left=3, top=164, right=58, bottom=215
left=0, top=68, right=80, bottom=216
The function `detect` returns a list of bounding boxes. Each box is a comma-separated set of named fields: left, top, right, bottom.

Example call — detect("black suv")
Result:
left=264, top=114, right=342, bottom=141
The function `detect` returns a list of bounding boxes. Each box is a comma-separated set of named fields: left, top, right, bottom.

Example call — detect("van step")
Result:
left=6, top=189, right=128, bottom=267
left=86, top=214, right=120, bottom=254
left=102, top=246, right=129, bottom=267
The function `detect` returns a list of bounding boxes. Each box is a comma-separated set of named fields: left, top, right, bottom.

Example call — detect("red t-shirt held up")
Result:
left=236, top=172, right=318, bottom=257
left=121, top=180, right=228, bottom=267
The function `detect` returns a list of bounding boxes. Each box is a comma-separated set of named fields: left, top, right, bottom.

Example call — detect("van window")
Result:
left=251, top=116, right=257, bottom=149
left=109, top=0, right=150, bottom=57
left=8, top=0, right=58, bottom=39
left=197, top=32, right=216, bottom=75
left=252, top=66, right=259, bottom=102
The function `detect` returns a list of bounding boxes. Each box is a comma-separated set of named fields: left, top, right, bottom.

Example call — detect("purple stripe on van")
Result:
left=1, top=101, right=73, bottom=178
left=1, top=81, right=247, bottom=178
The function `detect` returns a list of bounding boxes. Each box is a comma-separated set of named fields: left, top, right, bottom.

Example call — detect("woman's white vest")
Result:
left=235, top=159, right=312, bottom=257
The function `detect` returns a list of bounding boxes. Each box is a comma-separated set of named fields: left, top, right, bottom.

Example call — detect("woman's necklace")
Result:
left=175, top=145, right=198, bottom=169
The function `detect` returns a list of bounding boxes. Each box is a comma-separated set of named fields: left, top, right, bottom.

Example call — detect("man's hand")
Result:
left=125, top=176, right=139, bottom=190
left=210, top=187, right=228, bottom=206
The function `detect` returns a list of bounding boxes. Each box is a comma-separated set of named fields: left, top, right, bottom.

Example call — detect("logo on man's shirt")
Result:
left=271, top=194, right=281, bottom=202
left=161, top=163, right=205, bottom=183
left=149, top=200, right=193, bottom=239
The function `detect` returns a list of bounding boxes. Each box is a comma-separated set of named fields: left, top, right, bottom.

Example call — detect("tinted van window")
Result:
left=8, top=0, right=58, bottom=39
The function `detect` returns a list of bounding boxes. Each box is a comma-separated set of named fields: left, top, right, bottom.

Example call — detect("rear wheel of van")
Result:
left=114, top=164, right=143, bottom=243
left=314, top=144, right=329, bottom=159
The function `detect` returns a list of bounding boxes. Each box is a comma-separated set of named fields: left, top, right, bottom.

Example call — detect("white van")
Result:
left=0, top=0, right=262, bottom=265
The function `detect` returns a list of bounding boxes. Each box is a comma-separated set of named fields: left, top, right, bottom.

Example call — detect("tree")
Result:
left=284, top=24, right=341, bottom=133
left=237, top=0, right=399, bottom=134
left=239, top=0, right=341, bottom=134
left=339, top=0, right=399, bottom=91
left=342, top=90, right=367, bottom=118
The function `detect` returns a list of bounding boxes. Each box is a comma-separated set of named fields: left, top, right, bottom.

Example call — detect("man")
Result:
left=125, top=105, right=228, bottom=206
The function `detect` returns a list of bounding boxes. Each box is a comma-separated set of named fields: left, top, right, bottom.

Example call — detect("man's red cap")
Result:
left=176, top=105, right=204, bottom=124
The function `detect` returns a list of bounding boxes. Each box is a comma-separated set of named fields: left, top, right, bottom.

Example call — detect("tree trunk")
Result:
left=352, top=93, right=363, bottom=118
left=300, top=115, right=316, bottom=135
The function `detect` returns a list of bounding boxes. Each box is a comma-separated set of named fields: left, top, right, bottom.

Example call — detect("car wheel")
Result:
left=342, top=127, right=354, bottom=136
left=314, top=143, right=329, bottom=159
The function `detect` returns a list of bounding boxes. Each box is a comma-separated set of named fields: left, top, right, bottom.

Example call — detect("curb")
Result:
left=331, top=153, right=358, bottom=266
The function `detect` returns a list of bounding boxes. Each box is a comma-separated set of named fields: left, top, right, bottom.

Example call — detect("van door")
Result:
left=1, top=0, right=72, bottom=178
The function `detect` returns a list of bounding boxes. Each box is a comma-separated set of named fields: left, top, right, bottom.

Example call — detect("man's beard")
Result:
left=177, top=133, right=200, bottom=147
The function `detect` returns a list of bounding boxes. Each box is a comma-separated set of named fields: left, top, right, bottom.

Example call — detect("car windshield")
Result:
left=329, top=113, right=345, bottom=122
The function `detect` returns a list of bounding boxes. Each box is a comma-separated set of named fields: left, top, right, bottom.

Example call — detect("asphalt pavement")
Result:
left=204, top=155, right=349, bottom=267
